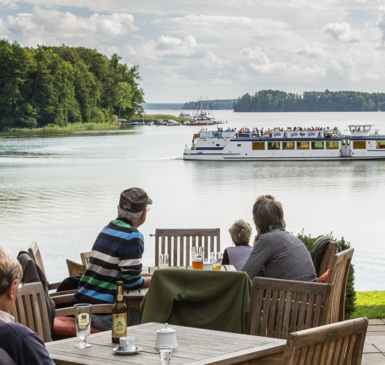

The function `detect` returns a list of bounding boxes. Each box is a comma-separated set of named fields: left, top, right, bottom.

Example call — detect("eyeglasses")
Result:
left=146, top=206, right=151, bottom=212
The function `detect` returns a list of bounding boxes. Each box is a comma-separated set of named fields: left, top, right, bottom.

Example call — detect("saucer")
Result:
left=112, top=346, right=142, bottom=355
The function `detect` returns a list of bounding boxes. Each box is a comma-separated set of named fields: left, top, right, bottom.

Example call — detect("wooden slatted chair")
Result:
left=80, top=252, right=91, bottom=267
left=283, top=317, right=368, bottom=365
left=326, top=248, right=354, bottom=323
left=12, top=282, right=113, bottom=342
left=247, top=277, right=332, bottom=339
left=28, top=241, right=61, bottom=290
left=317, top=241, right=339, bottom=277
left=155, top=228, right=220, bottom=266
left=66, top=259, right=86, bottom=277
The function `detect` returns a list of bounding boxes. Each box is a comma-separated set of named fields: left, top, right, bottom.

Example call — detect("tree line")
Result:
left=234, top=90, right=385, bottom=112
left=182, top=99, right=236, bottom=110
left=0, top=40, right=144, bottom=130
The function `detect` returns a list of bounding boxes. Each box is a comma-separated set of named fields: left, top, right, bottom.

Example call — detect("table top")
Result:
left=125, top=265, right=236, bottom=299
left=46, top=322, right=286, bottom=365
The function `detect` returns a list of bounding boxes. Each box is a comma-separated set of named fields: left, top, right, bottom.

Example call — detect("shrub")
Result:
left=297, top=230, right=356, bottom=319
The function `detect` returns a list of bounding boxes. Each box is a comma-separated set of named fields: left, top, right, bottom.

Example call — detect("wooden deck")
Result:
left=364, top=319, right=385, bottom=365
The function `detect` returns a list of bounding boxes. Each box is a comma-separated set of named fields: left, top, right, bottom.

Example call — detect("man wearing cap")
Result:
left=75, top=188, right=152, bottom=328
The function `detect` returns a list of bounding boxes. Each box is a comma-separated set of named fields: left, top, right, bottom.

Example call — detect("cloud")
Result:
left=237, top=47, right=286, bottom=74
left=367, top=6, right=385, bottom=46
left=2, top=6, right=137, bottom=46
left=323, top=22, right=360, bottom=42
left=8, top=2, right=19, bottom=9
left=296, top=45, right=326, bottom=58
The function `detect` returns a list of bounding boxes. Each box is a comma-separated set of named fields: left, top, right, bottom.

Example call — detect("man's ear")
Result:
left=7, top=279, right=18, bottom=300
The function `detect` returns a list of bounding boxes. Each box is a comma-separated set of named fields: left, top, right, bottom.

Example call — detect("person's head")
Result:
left=252, top=195, right=286, bottom=236
left=0, top=247, right=22, bottom=313
left=117, top=187, right=153, bottom=228
left=228, top=219, right=252, bottom=246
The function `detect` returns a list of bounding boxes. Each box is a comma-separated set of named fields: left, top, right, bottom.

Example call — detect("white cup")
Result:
left=120, top=336, right=135, bottom=351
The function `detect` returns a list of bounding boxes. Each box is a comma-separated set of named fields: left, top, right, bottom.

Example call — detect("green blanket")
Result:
left=140, top=269, right=252, bottom=334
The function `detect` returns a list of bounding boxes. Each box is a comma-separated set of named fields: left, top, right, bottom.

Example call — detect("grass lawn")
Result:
left=350, top=291, right=385, bottom=319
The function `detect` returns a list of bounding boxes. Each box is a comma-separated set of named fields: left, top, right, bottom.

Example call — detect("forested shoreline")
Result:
left=182, top=99, right=236, bottom=110
left=234, top=90, right=385, bottom=112
left=0, top=40, right=144, bottom=131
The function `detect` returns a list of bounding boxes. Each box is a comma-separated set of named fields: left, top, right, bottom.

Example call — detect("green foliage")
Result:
left=234, top=89, right=385, bottom=112
left=182, top=99, right=237, bottom=110
left=297, top=230, right=356, bottom=319
left=351, top=291, right=385, bottom=319
left=0, top=41, right=145, bottom=131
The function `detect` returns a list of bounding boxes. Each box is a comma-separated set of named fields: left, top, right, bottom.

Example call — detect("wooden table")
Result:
left=124, top=265, right=236, bottom=311
left=46, top=322, right=286, bottom=365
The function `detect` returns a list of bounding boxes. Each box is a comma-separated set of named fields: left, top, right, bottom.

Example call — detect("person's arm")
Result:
left=20, top=333, right=55, bottom=365
left=241, top=234, right=273, bottom=281
left=119, top=236, right=144, bottom=290
left=222, top=249, right=230, bottom=266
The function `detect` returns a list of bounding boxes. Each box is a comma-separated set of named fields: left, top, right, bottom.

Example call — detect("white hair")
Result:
left=117, top=206, right=143, bottom=223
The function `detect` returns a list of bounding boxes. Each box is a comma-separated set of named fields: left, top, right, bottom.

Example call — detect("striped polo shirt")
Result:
left=75, top=218, right=144, bottom=304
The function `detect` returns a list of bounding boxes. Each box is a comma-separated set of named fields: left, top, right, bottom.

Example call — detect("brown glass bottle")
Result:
left=112, top=281, right=127, bottom=343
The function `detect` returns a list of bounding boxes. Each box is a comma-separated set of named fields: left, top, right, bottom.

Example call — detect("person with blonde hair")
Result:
left=222, top=220, right=253, bottom=271
left=0, top=247, right=54, bottom=365
left=242, top=195, right=317, bottom=282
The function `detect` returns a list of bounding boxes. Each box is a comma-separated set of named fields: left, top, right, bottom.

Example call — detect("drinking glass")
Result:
left=74, top=303, right=92, bottom=348
left=192, top=246, right=203, bottom=270
left=160, top=254, right=169, bottom=268
left=212, top=252, right=223, bottom=271
left=158, top=345, right=173, bottom=364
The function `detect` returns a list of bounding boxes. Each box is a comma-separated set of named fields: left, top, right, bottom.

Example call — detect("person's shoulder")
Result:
left=0, top=321, right=35, bottom=338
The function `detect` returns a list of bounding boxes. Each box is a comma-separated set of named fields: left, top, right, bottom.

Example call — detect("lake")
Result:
left=1, top=110, right=384, bottom=291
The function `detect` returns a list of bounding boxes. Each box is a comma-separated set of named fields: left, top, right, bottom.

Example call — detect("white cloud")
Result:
left=237, top=47, right=285, bottom=74
left=8, top=2, right=19, bottom=9
left=2, top=6, right=137, bottom=46
left=296, top=45, right=326, bottom=58
left=367, top=6, right=385, bottom=46
left=324, top=22, right=360, bottom=42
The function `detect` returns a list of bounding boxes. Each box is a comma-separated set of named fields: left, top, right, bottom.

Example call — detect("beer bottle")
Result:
left=112, top=281, right=127, bottom=343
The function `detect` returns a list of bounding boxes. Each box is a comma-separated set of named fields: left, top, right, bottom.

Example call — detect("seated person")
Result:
left=75, top=187, right=153, bottom=329
left=222, top=220, right=253, bottom=271
left=0, top=248, right=55, bottom=365
left=242, top=195, right=317, bottom=282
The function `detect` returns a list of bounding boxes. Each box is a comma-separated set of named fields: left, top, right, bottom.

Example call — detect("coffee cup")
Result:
left=119, top=336, right=135, bottom=351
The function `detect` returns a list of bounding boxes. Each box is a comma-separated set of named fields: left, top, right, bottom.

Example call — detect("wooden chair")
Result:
left=283, top=317, right=368, bottom=365
left=317, top=241, right=339, bottom=277
left=80, top=252, right=91, bottom=267
left=12, top=282, right=113, bottom=342
left=326, top=248, right=354, bottom=323
left=66, top=259, right=86, bottom=277
left=155, top=228, right=220, bottom=266
left=247, top=277, right=332, bottom=339
left=28, top=241, right=61, bottom=290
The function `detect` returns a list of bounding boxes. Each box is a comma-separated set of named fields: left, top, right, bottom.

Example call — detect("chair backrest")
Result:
left=326, top=248, right=354, bottom=323
left=283, top=317, right=368, bottom=365
left=155, top=228, right=220, bottom=266
left=247, top=277, right=332, bottom=339
left=318, top=241, right=339, bottom=277
left=11, top=282, right=51, bottom=342
left=80, top=252, right=91, bottom=267
left=66, top=259, right=86, bottom=277
left=28, top=241, right=46, bottom=275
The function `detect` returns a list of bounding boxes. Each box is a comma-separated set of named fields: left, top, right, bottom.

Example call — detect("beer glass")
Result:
left=212, top=252, right=223, bottom=271
left=74, top=304, right=92, bottom=348
left=160, top=254, right=169, bottom=268
left=191, top=246, right=203, bottom=270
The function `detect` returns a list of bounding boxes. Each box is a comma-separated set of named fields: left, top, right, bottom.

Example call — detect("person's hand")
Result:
left=253, top=235, right=259, bottom=246
left=141, top=276, right=152, bottom=288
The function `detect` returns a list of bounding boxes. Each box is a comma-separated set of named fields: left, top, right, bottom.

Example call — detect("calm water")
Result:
left=1, top=111, right=384, bottom=291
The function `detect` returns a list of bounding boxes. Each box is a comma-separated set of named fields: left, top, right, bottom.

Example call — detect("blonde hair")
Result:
left=252, top=195, right=286, bottom=235
left=228, top=220, right=252, bottom=246
left=0, top=247, right=22, bottom=296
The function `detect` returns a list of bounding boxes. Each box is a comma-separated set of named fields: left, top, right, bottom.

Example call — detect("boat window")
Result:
left=216, top=144, right=220, bottom=146
left=282, top=142, right=294, bottom=150
left=365, top=126, right=371, bottom=132
left=238, top=144, right=241, bottom=147
left=311, top=141, right=324, bottom=150
left=297, top=141, right=309, bottom=150
left=268, top=142, right=280, bottom=150
left=353, top=141, right=366, bottom=149
left=376, top=141, right=385, bottom=149
left=252, top=142, right=265, bottom=150
left=326, top=141, right=339, bottom=149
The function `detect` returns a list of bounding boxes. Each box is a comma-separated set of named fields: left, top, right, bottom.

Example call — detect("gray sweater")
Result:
left=242, top=228, right=317, bottom=282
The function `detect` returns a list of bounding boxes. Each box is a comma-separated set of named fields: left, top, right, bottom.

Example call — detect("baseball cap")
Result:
left=119, top=187, right=153, bottom=213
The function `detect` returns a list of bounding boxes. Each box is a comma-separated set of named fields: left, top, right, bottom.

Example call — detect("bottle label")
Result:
left=117, top=294, right=123, bottom=301
left=113, top=314, right=127, bottom=336
left=78, top=313, right=90, bottom=326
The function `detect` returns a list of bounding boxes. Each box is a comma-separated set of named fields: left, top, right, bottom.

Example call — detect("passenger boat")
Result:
left=183, top=125, right=385, bottom=161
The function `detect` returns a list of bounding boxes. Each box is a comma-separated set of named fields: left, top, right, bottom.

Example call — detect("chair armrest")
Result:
left=50, top=289, right=77, bottom=297
left=55, top=304, right=114, bottom=317
left=52, top=293, right=77, bottom=305
left=48, top=282, right=62, bottom=290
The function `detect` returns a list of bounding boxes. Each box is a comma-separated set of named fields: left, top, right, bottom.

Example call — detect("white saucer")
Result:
left=112, top=346, right=142, bottom=355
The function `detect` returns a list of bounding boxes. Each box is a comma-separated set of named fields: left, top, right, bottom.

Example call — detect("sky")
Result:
left=1, top=0, right=385, bottom=102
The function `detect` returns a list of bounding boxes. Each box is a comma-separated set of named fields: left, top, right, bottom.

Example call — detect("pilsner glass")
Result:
left=192, top=246, right=203, bottom=270
left=212, top=252, right=223, bottom=271
left=160, top=254, right=169, bottom=268
left=74, top=304, right=92, bottom=348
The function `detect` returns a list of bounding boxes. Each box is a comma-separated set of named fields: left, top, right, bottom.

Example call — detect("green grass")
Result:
left=350, top=291, right=385, bottom=319
left=129, top=114, right=189, bottom=123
